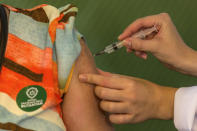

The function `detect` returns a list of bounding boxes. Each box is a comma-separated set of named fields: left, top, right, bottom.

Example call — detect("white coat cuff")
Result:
left=174, top=86, right=197, bottom=131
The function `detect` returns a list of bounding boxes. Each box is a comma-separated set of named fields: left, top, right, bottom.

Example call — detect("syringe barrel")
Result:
left=103, top=26, right=158, bottom=54
left=132, top=26, right=158, bottom=39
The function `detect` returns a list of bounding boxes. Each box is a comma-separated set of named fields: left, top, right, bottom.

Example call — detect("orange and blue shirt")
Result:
left=0, top=4, right=81, bottom=131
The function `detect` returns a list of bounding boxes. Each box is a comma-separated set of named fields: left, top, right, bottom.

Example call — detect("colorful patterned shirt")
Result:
left=0, top=4, right=81, bottom=131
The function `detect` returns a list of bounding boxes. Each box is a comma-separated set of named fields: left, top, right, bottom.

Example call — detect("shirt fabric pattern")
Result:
left=0, top=4, right=81, bottom=131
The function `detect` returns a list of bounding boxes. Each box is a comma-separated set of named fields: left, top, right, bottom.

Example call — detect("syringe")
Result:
left=94, top=26, right=159, bottom=56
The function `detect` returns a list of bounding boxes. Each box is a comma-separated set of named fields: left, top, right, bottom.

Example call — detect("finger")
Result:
left=130, top=37, right=158, bottom=52
left=95, top=86, right=124, bottom=101
left=134, top=51, right=148, bottom=60
left=100, top=101, right=129, bottom=113
left=140, top=52, right=148, bottom=59
left=79, top=74, right=126, bottom=89
left=123, top=38, right=148, bottom=58
left=119, top=14, right=162, bottom=40
left=100, top=69, right=134, bottom=79
left=135, top=51, right=141, bottom=56
left=97, top=64, right=134, bottom=80
left=97, top=69, right=126, bottom=79
left=123, top=39, right=134, bottom=53
left=124, top=42, right=131, bottom=49
left=109, top=114, right=134, bottom=124
left=96, top=68, right=113, bottom=77
left=126, top=48, right=133, bottom=53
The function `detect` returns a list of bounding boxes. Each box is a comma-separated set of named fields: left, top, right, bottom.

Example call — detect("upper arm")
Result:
left=62, top=39, right=113, bottom=131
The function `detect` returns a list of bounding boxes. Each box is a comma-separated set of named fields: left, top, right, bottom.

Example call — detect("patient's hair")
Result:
left=0, top=5, right=9, bottom=71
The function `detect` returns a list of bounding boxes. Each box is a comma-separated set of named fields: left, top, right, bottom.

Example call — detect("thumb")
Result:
left=127, top=37, right=158, bottom=52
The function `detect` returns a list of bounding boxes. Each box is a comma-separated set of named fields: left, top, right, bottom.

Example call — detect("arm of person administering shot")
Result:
left=79, top=13, right=197, bottom=131
left=119, top=13, right=197, bottom=130
left=79, top=69, right=177, bottom=124
left=62, top=39, right=113, bottom=131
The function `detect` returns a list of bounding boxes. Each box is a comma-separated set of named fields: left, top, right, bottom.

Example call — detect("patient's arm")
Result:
left=62, top=39, right=113, bottom=131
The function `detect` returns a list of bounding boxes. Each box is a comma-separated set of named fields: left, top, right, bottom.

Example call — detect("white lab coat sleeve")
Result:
left=174, top=86, right=197, bottom=131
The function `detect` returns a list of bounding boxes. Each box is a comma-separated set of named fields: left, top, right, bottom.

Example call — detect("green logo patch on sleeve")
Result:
left=16, top=85, right=47, bottom=112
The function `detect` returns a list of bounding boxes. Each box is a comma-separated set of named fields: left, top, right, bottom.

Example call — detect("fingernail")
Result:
left=139, top=52, right=148, bottom=60
left=118, top=34, right=123, bottom=39
left=142, top=54, right=148, bottom=60
left=79, top=74, right=87, bottom=81
left=123, top=40, right=132, bottom=47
